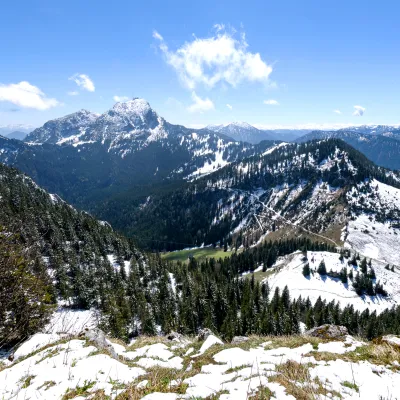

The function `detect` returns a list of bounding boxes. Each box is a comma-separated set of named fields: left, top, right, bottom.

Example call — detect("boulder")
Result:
left=197, top=328, right=214, bottom=341
left=80, top=328, right=119, bottom=359
left=381, top=335, right=400, bottom=348
left=166, top=331, right=183, bottom=342
left=305, top=324, right=348, bottom=340
left=231, top=336, right=249, bottom=344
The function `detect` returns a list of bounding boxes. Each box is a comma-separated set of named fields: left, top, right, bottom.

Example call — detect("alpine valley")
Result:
left=2, top=99, right=400, bottom=400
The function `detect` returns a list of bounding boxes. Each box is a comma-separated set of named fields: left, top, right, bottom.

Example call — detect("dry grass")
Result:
left=116, top=367, right=189, bottom=400
left=126, top=336, right=171, bottom=351
left=308, top=342, right=400, bottom=370
left=62, top=380, right=96, bottom=400
left=270, top=360, right=342, bottom=400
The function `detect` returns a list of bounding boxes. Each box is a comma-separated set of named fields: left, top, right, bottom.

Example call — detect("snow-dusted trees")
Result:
left=0, top=228, right=54, bottom=346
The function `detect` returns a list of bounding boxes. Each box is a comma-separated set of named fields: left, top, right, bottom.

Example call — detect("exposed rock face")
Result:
left=231, top=336, right=249, bottom=344
left=305, top=324, right=348, bottom=340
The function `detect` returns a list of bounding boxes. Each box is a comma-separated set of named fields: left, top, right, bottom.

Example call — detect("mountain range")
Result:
left=0, top=99, right=277, bottom=211
left=206, top=122, right=306, bottom=143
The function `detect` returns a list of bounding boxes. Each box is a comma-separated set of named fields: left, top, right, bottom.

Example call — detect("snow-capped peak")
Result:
left=111, top=98, right=152, bottom=116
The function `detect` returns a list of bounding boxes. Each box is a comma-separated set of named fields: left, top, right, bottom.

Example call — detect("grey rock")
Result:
left=305, top=324, right=348, bottom=339
left=197, top=328, right=214, bottom=341
left=80, top=328, right=119, bottom=359
left=231, top=336, right=249, bottom=344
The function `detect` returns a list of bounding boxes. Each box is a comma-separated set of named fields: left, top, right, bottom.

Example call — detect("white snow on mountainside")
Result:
left=265, top=251, right=400, bottom=313
left=345, top=179, right=400, bottom=266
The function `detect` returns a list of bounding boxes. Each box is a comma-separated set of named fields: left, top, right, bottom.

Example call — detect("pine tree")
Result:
left=317, top=260, right=327, bottom=275
left=302, top=263, right=311, bottom=277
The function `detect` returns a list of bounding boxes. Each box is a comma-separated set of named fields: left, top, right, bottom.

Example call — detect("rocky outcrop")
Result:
left=305, top=324, right=348, bottom=340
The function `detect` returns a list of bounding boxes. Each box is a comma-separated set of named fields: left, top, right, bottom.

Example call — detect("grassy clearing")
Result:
left=250, top=268, right=277, bottom=282
left=162, top=247, right=234, bottom=263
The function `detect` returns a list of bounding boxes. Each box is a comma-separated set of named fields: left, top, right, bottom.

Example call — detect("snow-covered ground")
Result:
left=345, top=179, right=400, bottom=266
left=1, top=332, right=399, bottom=400
left=264, top=251, right=400, bottom=313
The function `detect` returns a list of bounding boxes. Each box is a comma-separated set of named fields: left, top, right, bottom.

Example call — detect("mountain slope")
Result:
left=0, top=100, right=277, bottom=212
left=125, top=140, right=400, bottom=261
left=0, top=162, right=138, bottom=307
left=296, top=130, right=400, bottom=170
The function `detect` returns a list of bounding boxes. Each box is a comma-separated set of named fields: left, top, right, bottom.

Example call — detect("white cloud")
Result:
left=226, top=103, right=233, bottom=110
left=0, top=81, right=59, bottom=110
left=333, top=109, right=342, bottom=114
left=187, top=92, right=215, bottom=113
left=263, top=99, right=279, bottom=105
left=353, top=105, right=365, bottom=116
left=154, top=27, right=273, bottom=90
left=113, top=95, right=130, bottom=102
left=153, top=30, right=164, bottom=41
left=68, top=91, right=79, bottom=96
left=214, top=23, right=225, bottom=32
left=69, top=73, right=95, bottom=92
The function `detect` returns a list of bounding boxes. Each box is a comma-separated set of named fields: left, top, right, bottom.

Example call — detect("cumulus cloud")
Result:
left=113, top=95, right=130, bottom=102
left=353, top=105, right=365, bottom=116
left=187, top=92, right=215, bottom=113
left=263, top=99, right=279, bottom=105
left=154, top=27, right=273, bottom=90
left=69, top=73, right=95, bottom=92
left=0, top=81, right=59, bottom=110
left=226, top=103, right=233, bottom=110
left=68, top=91, right=79, bottom=96
left=333, top=110, right=342, bottom=114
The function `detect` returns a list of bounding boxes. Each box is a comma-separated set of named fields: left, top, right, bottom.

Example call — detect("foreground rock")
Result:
left=305, top=324, right=348, bottom=339
left=231, top=336, right=249, bottom=344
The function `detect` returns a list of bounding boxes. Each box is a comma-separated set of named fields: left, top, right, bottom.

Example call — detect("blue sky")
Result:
left=1, top=0, right=400, bottom=128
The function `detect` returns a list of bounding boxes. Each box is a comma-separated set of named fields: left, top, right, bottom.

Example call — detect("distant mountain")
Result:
left=0, top=124, right=33, bottom=137
left=337, top=124, right=400, bottom=136
left=206, top=122, right=310, bottom=143
left=0, top=99, right=278, bottom=214
left=5, top=130, right=27, bottom=140
left=296, top=130, right=400, bottom=170
left=206, top=122, right=277, bottom=144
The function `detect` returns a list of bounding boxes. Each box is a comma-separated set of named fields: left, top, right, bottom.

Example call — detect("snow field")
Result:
left=264, top=251, right=400, bottom=313
left=1, top=330, right=400, bottom=400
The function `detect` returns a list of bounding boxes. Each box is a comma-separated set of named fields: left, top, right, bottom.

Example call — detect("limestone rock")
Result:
left=305, top=324, right=348, bottom=340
